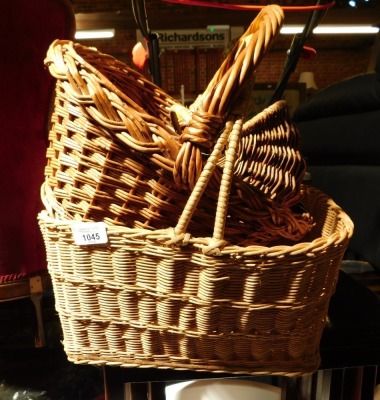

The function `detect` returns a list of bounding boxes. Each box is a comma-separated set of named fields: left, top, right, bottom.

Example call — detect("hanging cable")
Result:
left=132, top=0, right=162, bottom=86
left=270, top=0, right=330, bottom=103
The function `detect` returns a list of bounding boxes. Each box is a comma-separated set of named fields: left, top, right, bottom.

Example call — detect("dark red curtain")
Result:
left=0, top=0, right=75, bottom=282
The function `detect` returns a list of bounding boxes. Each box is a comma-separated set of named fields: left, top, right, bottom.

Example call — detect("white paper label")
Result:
left=71, top=222, right=108, bottom=246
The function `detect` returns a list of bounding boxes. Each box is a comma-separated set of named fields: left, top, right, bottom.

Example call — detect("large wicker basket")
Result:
left=38, top=4, right=353, bottom=376
left=39, top=125, right=353, bottom=375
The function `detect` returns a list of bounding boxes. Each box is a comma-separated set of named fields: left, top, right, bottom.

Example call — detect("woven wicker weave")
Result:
left=38, top=184, right=353, bottom=376
left=41, top=5, right=312, bottom=245
left=40, top=105, right=353, bottom=375
left=38, top=3, right=354, bottom=377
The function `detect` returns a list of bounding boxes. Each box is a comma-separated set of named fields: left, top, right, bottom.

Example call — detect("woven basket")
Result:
left=38, top=4, right=353, bottom=376
left=38, top=186, right=352, bottom=376
left=38, top=108, right=353, bottom=376
left=41, top=5, right=312, bottom=246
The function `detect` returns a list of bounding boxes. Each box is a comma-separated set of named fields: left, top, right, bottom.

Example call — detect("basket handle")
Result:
left=172, top=5, right=284, bottom=191
left=169, top=91, right=249, bottom=255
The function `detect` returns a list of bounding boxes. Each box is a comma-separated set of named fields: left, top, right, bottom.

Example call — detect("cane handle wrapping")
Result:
left=173, top=116, right=241, bottom=254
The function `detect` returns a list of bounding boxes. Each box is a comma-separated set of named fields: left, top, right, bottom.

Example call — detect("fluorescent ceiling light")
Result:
left=75, top=29, right=115, bottom=39
left=280, top=25, right=379, bottom=35
left=315, top=26, right=379, bottom=34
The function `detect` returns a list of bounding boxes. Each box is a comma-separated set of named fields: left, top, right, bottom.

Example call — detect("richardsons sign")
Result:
left=136, top=28, right=231, bottom=50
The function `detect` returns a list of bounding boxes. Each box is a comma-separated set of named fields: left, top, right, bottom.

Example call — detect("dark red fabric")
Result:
left=0, top=0, right=75, bottom=283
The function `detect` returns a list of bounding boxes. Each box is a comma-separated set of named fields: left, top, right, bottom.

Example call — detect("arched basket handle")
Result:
left=169, top=92, right=249, bottom=254
left=172, top=5, right=284, bottom=190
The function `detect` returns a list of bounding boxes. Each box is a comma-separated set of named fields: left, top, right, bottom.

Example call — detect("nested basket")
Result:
left=38, top=108, right=353, bottom=376
left=39, top=3, right=353, bottom=376
left=41, top=5, right=312, bottom=246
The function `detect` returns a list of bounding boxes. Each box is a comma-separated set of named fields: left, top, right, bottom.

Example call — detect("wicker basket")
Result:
left=38, top=111, right=353, bottom=376
left=38, top=185, right=353, bottom=376
left=41, top=5, right=312, bottom=246
left=38, top=4, right=353, bottom=376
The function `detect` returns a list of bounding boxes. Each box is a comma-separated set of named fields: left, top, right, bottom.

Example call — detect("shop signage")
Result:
left=136, top=28, right=230, bottom=50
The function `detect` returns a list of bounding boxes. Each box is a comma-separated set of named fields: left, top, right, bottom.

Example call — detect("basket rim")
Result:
left=38, top=185, right=353, bottom=257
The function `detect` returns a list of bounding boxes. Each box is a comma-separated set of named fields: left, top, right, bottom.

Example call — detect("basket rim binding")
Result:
left=38, top=184, right=353, bottom=257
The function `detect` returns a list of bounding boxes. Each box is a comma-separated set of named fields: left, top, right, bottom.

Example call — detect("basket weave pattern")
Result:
left=39, top=5, right=354, bottom=376
left=41, top=5, right=312, bottom=245
left=43, top=86, right=311, bottom=244
left=39, top=186, right=353, bottom=375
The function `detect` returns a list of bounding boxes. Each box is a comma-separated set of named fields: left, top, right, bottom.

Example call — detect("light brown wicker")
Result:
left=41, top=5, right=312, bottom=246
left=173, top=5, right=285, bottom=189
left=38, top=5, right=353, bottom=376
left=38, top=183, right=353, bottom=376
left=39, top=108, right=353, bottom=375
